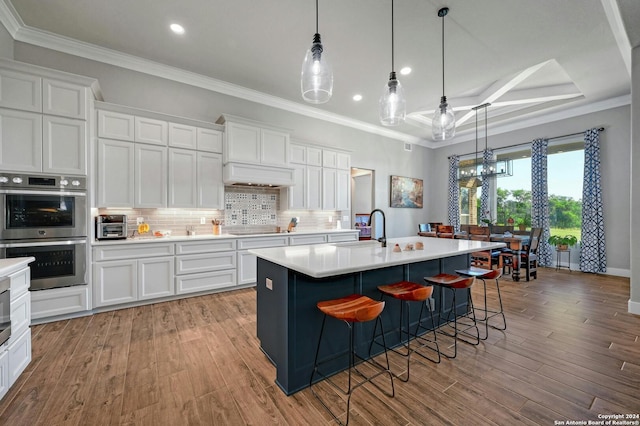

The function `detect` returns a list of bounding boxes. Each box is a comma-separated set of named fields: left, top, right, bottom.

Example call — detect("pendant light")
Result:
left=432, top=7, right=456, bottom=141
left=379, top=0, right=406, bottom=126
left=301, top=0, right=333, bottom=104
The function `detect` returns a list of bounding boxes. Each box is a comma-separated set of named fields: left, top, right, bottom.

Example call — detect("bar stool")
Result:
left=371, top=281, right=440, bottom=382
left=423, top=274, right=479, bottom=359
left=454, top=267, right=507, bottom=340
left=310, top=294, right=395, bottom=425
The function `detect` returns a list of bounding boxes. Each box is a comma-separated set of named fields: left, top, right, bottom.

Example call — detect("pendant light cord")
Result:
left=441, top=10, right=445, bottom=97
left=391, top=0, right=395, bottom=72
left=315, top=0, right=319, bottom=33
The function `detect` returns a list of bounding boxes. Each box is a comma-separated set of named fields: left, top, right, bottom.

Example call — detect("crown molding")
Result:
left=0, top=0, right=21, bottom=37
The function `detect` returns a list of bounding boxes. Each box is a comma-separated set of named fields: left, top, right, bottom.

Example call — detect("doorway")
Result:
left=351, top=168, right=381, bottom=239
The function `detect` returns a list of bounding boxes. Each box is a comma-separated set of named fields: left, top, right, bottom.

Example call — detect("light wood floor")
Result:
left=1, top=269, right=639, bottom=425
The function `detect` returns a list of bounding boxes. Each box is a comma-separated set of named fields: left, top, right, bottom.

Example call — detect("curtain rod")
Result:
left=448, top=127, right=605, bottom=159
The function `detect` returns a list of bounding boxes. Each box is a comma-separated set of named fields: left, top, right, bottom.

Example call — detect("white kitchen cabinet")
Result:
left=322, top=150, right=337, bottom=168
left=169, top=122, right=197, bottom=149
left=169, top=148, right=198, bottom=208
left=307, top=146, right=322, bottom=166
left=237, top=250, right=257, bottom=285
left=97, top=110, right=134, bottom=141
left=42, top=115, right=86, bottom=174
left=42, top=78, right=87, bottom=120
left=260, top=128, right=289, bottom=166
left=289, top=234, right=328, bottom=246
left=0, top=350, right=8, bottom=400
left=280, top=164, right=306, bottom=210
left=0, top=108, right=42, bottom=173
left=197, top=127, right=222, bottom=153
left=0, top=69, right=41, bottom=112
left=289, top=143, right=306, bottom=165
left=97, top=139, right=134, bottom=208
left=30, top=286, right=89, bottom=320
left=236, top=235, right=289, bottom=286
left=135, top=144, right=167, bottom=208
left=138, top=257, right=175, bottom=300
left=336, top=169, right=351, bottom=211
left=307, top=166, right=323, bottom=210
left=327, top=232, right=359, bottom=243
left=197, top=152, right=224, bottom=209
left=9, top=291, right=30, bottom=343
left=8, top=328, right=31, bottom=386
left=222, top=116, right=289, bottom=167
left=322, top=168, right=337, bottom=210
left=135, top=116, right=167, bottom=145
left=176, top=252, right=236, bottom=275
left=336, top=152, right=351, bottom=170
left=176, top=270, right=236, bottom=294
left=175, top=239, right=237, bottom=293
left=94, top=259, right=137, bottom=307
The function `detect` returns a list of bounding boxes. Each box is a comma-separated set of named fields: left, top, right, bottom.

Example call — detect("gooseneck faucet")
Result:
left=367, top=209, right=387, bottom=247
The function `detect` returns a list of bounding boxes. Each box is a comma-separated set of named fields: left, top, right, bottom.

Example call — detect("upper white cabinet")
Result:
left=197, top=152, right=224, bottom=209
left=168, top=148, right=198, bottom=208
left=289, top=143, right=307, bottom=165
left=42, top=78, right=87, bottom=120
left=0, top=69, right=41, bottom=112
left=169, top=122, right=197, bottom=149
left=97, top=139, right=134, bottom=208
left=219, top=115, right=289, bottom=167
left=43, top=115, right=87, bottom=174
left=135, top=144, right=167, bottom=208
left=135, top=116, right=168, bottom=145
left=0, top=109, right=42, bottom=173
left=197, top=128, right=222, bottom=153
left=98, top=110, right=134, bottom=141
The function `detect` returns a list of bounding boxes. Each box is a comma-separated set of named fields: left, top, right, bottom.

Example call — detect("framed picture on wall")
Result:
left=390, top=175, right=423, bottom=208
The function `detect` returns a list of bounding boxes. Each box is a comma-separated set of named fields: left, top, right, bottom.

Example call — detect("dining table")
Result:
left=489, top=233, right=531, bottom=281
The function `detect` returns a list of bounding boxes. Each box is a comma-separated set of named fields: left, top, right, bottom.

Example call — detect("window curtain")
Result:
left=480, top=148, right=493, bottom=222
left=531, top=138, right=552, bottom=266
left=448, top=155, right=460, bottom=232
left=580, top=128, right=606, bottom=273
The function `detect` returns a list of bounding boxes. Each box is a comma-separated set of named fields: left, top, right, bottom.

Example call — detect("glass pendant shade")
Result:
left=379, top=72, right=406, bottom=126
left=301, top=33, right=333, bottom=104
left=432, top=96, right=456, bottom=140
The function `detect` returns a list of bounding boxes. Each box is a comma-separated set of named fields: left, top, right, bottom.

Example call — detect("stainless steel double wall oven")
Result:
left=0, top=174, right=88, bottom=291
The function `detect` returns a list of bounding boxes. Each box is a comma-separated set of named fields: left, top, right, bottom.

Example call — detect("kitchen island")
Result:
left=250, top=236, right=505, bottom=395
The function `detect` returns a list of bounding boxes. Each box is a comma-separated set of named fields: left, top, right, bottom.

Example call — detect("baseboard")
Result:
left=548, top=263, right=630, bottom=277
left=629, top=299, right=640, bottom=315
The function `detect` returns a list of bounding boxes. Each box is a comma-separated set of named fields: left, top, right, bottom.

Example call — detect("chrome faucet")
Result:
left=367, top=209, right=387, bottom=247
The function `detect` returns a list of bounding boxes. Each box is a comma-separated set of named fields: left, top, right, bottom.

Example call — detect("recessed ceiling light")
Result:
left=400, top=67, right=412, bottom=75
left=170, top=23, right=185, bottom=35
left=352, top=94, right=363, bottom=101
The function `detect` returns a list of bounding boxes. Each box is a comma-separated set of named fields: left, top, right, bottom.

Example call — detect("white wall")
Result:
left=0, top=22, right=13, bottom=59
left=429, top=105, right=632, bottom=276
left=630, top=45, right=640, bottom=313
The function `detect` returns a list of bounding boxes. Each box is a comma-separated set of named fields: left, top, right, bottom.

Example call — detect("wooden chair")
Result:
left=519, top=227, right=543, bottom=281
left=469, top=226, right=497, bottom=269
left=417, top=223, right=436, bottom=237
left=436, top=225, right=454, bottom=239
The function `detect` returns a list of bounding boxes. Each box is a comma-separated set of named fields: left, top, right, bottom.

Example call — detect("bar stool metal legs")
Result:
left=370, top=281, right=440, bottom=382
left=309, top=294, right=395, bottom=425
left=423, top=274, right=479, bottom=359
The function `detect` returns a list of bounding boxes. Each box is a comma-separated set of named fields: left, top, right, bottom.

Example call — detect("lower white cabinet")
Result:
left=175, top=240, right=237, bottom=294
left=0, top=350, right=8, bottom=400
left=139, top=257, right=175, bottom=300
left=31, top=286, right=89, bottom=320
left=237, top=250, right=257, bottom=285
left=176, top=270, right=236, bottom=295
left=8, top=328, right=31, bottom=385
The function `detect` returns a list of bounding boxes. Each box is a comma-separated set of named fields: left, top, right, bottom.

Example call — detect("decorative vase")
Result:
left=213, top=224, right=221, bottom=235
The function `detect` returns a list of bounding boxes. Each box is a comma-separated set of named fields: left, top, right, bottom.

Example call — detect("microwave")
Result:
left=96, top=215, right=127, bottom=240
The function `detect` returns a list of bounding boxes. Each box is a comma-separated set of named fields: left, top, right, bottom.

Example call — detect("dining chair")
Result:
left=418, top=223, right=437, bottom=237
left=436, top=225, right=454, bottom=238
left=519, top=227, right=543, bottom=281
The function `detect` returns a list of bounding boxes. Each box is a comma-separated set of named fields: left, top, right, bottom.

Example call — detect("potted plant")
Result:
left=548, top=234, right=578, bottom=250
left=517, top=216, right=530, bottom=231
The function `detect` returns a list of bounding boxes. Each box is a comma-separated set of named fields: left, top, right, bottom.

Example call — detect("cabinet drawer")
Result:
left=289, top=234, right=327, bottom=246
left=176, top=252, right=236, bottom=275
left=8, top=328, right=31, bottom=386
left=176, top=270, right=236, bottom=295
left=236, top=236, right=289, bottom=250
left=9, top=267, right=29, bottom=300
left=93, top=243, right=174, bottom=261
left=175, top=239, right=236, bottom=254
left=327, top=232, right=359, bottom=242
left=31, top=286, right=89, bottom=320
left=9, top=291, right=30, bottom=340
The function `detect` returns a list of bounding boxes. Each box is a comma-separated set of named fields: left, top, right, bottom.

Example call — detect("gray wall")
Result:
left=0, top=23, right=13, bottom=58
left=631, top=45, right=639, bottom=312
left=428, top=105, right=632, bottom=276
left=12, top=42, right=432, bottom=239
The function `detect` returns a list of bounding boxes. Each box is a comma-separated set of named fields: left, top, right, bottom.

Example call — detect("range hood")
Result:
left=223, top=162, right=295, bottom=187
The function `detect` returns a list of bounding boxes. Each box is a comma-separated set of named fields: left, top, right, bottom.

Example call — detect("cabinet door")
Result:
left=307, top=146, right=322, bottom=166
left=42, top=79, right=86, bottom=119
left=322, top=168, right=337, bottom=210
left=289, top=143, right=306, bottom=165
left=8, top=328, right=31, bottom=387
left=336, top=169, right=351, bottom=211
left=0, top=350, right=8, bottom=400
left=237, top=250, right=257, bottom=285
left=322, top=150, right=337, bottom=168
left=168, top=148, right=197, bottom=208
left=0, top=109, right=42, bottom=173
left=197, top=151, right=223, bottom=209
left=225, top=121, right=260, bottom=164
left=0, top=69, right=41, bottom=112
left=97, top=139, right=134, bottom=208
left=97, top=110, right=134, bottom=141
left=42, top=115, right=86, bottom=174
left=135, top=116, right=168, bottom=145
left=260, top=128, right=289, bottom=166
left=135, top=144, right=167, bottom=208
left=169, top=123, right=197, bottom=149
left=138, top=257, right=174, bottom=300
left=197, top=128, right=222, bottom=153
left=307, top=166, right=322, bottom=210
left=283, top=164, right=306, bottom=210
left=336, top=152, right=351, bottom=170
left=93, top=260, right=137, bottom=307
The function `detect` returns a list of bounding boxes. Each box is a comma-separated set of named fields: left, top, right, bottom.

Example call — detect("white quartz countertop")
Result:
left=0, top=257, right=35, bottom=277
left=249, top=236, right=506, bottom=278
left=92, top=229, right=358, bottom=245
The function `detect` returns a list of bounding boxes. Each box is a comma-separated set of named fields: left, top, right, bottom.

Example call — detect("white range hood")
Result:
left=223, top=162, right=295, bottom=187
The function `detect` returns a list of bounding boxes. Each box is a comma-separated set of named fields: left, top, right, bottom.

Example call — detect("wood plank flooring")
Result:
left=1, top=269, right=639, bottom=425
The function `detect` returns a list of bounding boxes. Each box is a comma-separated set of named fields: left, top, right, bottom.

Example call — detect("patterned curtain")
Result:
left=480, top=148, right=493, bottom=222
left=448, top=155, right=460, bottom=232
left=580, top=128, right=606, bottom=272
left=531, top=139, right=552, bottom=266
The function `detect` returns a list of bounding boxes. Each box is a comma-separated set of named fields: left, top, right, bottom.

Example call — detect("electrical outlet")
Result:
left=136, top=217, right=144, bottom=225
left=200, top=217, right=206, bottom=224
left=266, top=278, right=273, bottom=290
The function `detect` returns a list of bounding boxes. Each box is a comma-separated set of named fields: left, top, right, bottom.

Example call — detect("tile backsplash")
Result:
left=97, top=186, right=346, bottom=237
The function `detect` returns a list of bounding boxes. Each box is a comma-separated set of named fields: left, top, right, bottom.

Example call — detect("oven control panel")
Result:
left=0, top=173, right=86, bottom=191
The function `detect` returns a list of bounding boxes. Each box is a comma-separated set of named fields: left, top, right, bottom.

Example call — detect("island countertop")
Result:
left=249, top=236, right=505, bottom=278
left=0, top=257, right=35, bottom=277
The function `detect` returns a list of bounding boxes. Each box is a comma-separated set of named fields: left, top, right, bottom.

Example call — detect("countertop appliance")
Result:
left=95, top=215, right=127, bottom=240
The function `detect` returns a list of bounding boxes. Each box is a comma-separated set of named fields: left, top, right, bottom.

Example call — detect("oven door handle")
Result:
left=0, top=239, right=87, bottom=248
left=0, top=189, right=86, bottom=196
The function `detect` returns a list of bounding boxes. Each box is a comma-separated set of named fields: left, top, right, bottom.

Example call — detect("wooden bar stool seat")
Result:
left=310, top=294, right=395, bottom=425
left=371, top=281, right=440, bottom=382
left=455, top=267, right=507, bottom=340
left=423, top=274, right=479, bottom=359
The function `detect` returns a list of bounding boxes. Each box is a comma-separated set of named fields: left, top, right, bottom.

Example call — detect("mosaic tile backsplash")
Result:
left=224, top=187, right=278, bottom=227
